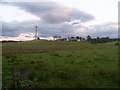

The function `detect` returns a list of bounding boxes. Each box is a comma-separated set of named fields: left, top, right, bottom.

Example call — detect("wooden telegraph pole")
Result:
left=34, top=26, right=38, bottom=49
left=35, top=26, right=38, bottom=40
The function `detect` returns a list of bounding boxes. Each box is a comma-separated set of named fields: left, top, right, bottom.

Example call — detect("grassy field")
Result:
left=2, top=41, right=119, bottom=89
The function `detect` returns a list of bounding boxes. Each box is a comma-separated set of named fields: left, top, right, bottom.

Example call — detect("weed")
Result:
left=71, top=61, right=74, bottom=64
left=114, top=42, right=119, bottom=46
left=52, top=53, right=61, bottom=57
left=66, top=54, right=72, bottom=57
left=30, top=61, right=35, bottom=64
left=88, top=60, right=92, bottom=63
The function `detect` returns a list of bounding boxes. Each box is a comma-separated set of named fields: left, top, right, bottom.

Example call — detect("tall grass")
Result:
left=2, top=41, right=118, bottom=88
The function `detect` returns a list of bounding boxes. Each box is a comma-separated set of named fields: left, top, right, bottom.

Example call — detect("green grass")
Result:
left=2, top=41, right=119, bottom=89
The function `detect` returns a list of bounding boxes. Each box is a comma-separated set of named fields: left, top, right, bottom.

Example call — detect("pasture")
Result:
left=2, top=41, right=119, bottom=89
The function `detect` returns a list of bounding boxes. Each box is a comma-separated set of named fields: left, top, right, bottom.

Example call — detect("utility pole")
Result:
left=35, top=26, right=38, bottom=40
left=34, top=26, right=38, bottom=50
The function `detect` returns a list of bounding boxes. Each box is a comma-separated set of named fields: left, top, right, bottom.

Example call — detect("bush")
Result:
left=57, top=70, right=76, bottom=80
left=114, top=42, right=120, bottom=46
left=52, top=53, right=61, bottom=57
left=66, top=54, right=72, bottom=57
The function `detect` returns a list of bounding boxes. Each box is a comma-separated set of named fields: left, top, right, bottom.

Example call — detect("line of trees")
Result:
left=86, top=35, right=119, bottom=44
left=68, top=35, right=119, bottom=43
left=37, top=35, right=119, bottom=43
left=68, top=36, right=85, bottom=41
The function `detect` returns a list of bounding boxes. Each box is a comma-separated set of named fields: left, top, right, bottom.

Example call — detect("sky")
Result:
left=0, top=0, right=119, bottom=38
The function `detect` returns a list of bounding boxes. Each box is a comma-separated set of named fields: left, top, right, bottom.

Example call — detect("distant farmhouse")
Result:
left=48, top=35, right=62, bottom=41
left=37, top=36, right=83, bottom=41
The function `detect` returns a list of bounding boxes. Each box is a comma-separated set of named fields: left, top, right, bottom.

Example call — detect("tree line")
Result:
left=67, top=35, right=119, bottom=43
left=86, top=35, right=119, bottom=44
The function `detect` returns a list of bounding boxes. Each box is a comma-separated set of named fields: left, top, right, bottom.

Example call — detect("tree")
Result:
left=71, top=37, right=74, bottom=39
left=79, top=37, right=82, bottom=40
left=76, top=36, right=80, bottom=39
left=97, top=37, right=100, bottom=43
left=87, top=35, right=92, bottom=41
left=82, top=38, right=85, bottom=41
left=37, top=37, right=40, bottom=40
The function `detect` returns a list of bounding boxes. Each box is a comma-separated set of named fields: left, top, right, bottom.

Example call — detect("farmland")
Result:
left=2, top=41, right=119, bottom=89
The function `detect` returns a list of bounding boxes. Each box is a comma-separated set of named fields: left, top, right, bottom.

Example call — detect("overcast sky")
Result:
left=0, top=0, right=119, bottom=38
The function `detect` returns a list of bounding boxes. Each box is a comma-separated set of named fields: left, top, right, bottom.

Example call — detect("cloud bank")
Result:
left=1, top=2, right=118, bottom=38
left=2, top=2, right=94, bottom=23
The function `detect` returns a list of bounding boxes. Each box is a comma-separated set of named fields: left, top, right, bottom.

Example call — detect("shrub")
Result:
left=57, top=70, right=75, bottom=80
left=30, top=61, right=35, bottom=64
left=66, top=54, right=72, bottom=57
left=114, top=42, right=120, bottom=46
left=71, top=61, right=74, bottom=64
left=52, top=53, right=61, bottom=57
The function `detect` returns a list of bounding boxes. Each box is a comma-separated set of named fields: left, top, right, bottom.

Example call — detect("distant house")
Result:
left=39, top=37, right=48, bottom=41
left=53, top=35, right=62, bottom=41
left=62, top=38, right=67, bottom=41
left=47, top=36, right=55, bottom=41
left=67, top=37, right=78, bottom=41
left=36, top=36, right=82, bottom=41
left=47, top=35, right=62, bottom=41
left=77, top=39, right=80, bottom=41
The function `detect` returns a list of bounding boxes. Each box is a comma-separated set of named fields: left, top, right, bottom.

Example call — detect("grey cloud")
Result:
left=2, top=21, right=37, bottom=36
left=2, top=2, right=94, bottom=24
left=2, top=1, right=94, bottom=37
left=9, top=2, right=59, bottom=14
left=30, top=22, right=77, bottom=37
left=2, top=21, right=118, bottom=38
left=2, top=22, right=20, bottom=36
left=85, top=22, right=118, bottom=38
left=1, top=2, right=59, bottom=17
left=1, top=2, right=117, bottom=38
left=42, top=7, right=94, bottom=23
left=2, top=20, right=77, bottom=37
left=69, top=9, right=94, bottom=22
